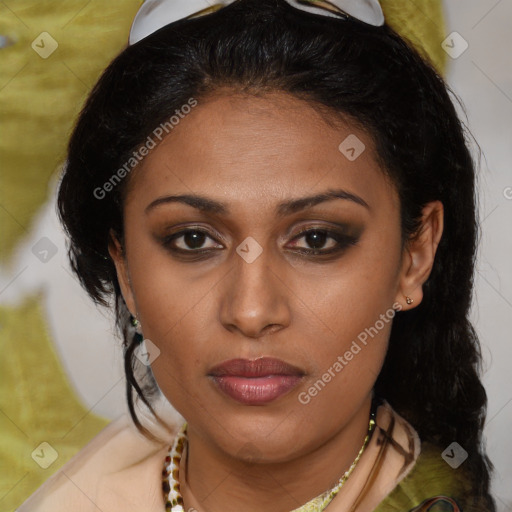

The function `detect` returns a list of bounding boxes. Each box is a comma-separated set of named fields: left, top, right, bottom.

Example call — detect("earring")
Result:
left=405, top=296, right=414, bottom=305
left=131, top=315, right=143, bottom=335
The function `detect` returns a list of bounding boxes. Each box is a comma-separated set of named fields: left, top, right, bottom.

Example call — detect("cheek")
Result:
left=289, top=227, right=401, bottom=401
left=126, top=256, right=226, bottom=413
left=294, top=227, right=402, bottom=350
left=137, top=283, right=218, bottom=416
left=124, top=216, right=217, bottom=333
left=292, top=288, right=394, bottom=414
left=129, top=264, right=220, bottom=372
left=289, top=265, right=399, bottom=434
left=120, top=227, right=218, bottom=395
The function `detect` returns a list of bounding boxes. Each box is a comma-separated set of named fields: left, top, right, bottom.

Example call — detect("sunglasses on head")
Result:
left=129, top=0, right=385, bottom=45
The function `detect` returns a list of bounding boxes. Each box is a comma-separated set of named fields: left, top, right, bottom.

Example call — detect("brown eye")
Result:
left=300, top=230, right=336, bottom=250
left=180, top=231, right=207, bottom=249
left=164, top=229, right=223, bottom=252
left=287, top=228, right=359, bottom=255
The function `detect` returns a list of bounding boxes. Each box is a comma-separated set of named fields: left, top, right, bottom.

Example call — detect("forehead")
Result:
left=125, top=91, right=397, bottom=213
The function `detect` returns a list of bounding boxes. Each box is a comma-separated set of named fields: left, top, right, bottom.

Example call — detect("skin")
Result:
left=109, top=91, right=443, bottom=512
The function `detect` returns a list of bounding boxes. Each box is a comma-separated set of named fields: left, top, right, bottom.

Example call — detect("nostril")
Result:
left=262, top=324, right=283, bottom=336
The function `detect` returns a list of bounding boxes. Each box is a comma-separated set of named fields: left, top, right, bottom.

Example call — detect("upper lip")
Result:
left=208, top=357, right=306, bottom=378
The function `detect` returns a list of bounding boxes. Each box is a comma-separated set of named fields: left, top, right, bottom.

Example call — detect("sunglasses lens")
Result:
left=295, top=0, right=349, bottom=17
left=130, top=0, right=384, bottom=45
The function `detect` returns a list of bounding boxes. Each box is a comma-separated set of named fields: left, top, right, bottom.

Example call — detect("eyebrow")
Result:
left=145, top=188, right=370, bottom=216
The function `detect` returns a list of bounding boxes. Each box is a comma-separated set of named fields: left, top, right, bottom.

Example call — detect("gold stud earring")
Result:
left=405, top=296, right=413, bottom=305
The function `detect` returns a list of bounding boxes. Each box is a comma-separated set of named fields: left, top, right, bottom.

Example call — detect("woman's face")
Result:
left=110, top=91, right=427, bottom=462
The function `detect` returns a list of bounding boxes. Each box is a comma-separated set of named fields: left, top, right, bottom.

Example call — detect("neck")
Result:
left=180, top=396, right=373, bottom=512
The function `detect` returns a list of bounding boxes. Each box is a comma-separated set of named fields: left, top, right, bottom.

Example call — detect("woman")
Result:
left=18, top=0, right=495, bottom=510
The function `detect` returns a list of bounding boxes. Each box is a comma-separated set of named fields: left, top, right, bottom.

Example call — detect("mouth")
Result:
left=208, top=357, right=306, bottom=405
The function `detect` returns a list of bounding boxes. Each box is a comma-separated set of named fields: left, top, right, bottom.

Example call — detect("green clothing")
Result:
left=376, top=442, right=483, bottom=512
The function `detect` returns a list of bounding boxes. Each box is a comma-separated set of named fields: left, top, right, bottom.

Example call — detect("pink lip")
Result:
left=208, top=357, right=305, bottom=405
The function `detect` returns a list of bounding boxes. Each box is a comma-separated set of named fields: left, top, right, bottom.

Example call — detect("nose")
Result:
left=219, top=245, right=291, bottom=339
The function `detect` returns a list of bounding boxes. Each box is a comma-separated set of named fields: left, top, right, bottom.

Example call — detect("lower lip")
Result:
left=210, top=375, right=303, bottom=405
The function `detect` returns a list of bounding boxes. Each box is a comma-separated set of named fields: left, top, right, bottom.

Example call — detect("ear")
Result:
left=394, top=200, right=444, bottom=310
left=107, top=229, right=137, bottom=317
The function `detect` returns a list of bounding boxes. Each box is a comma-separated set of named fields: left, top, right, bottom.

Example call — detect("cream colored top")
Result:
left=18, top=401, right=420, bottom=512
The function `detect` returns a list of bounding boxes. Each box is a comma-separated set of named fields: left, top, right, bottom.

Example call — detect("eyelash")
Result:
left=161, top=227, right=359, bottom=258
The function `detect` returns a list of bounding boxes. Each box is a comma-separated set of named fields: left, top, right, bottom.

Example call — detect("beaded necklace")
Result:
left=162, top=406, right=376, bottom=511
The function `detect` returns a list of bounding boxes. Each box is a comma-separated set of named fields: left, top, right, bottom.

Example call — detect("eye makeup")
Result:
left=153, top=219, right=364, bottom=263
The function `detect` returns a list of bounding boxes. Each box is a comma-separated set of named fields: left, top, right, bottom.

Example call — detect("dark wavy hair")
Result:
left=57, top=0, right=494, bottom=507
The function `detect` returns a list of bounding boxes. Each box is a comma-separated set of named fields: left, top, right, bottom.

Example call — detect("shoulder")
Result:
left=17, top=411, right=182, bottom=512
left=375, top=440, right=478, bottom=511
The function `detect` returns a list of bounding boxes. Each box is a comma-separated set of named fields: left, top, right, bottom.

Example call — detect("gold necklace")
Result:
left=162, top=411, right=376, bottom=511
